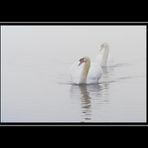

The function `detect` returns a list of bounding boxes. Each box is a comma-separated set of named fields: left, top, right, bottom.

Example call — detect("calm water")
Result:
left=1, top=26, right=146, bottom=122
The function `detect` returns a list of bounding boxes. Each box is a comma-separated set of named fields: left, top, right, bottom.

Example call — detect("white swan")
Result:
left=96, top=43, right=109, bottom=67
left=70, top=56, right=103, bottom=84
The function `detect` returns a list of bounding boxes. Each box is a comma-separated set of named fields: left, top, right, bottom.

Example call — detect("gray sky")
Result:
left=1, top=26, right=146, bottom=65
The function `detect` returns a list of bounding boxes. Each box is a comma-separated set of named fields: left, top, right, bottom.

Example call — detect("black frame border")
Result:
left=0, top=21, right=147, bottom=126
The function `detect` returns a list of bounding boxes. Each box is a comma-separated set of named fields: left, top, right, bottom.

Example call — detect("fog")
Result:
left=1, top=26, right=146, bottom=122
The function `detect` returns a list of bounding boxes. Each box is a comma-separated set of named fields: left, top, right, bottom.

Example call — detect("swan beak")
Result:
left=78, top=58, right=85, bottom=66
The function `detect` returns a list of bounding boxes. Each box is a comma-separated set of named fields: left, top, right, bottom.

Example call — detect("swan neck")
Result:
left=80, top=60, right=90, bottom=83
left=101, top=47, right=109, bottom=66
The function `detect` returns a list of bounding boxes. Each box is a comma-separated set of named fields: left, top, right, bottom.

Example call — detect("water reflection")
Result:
left=70, top=66, right=116, bottom=122
left=79, top=85, right=92, bottom=121
left=70, top=83, right=110, bottom=122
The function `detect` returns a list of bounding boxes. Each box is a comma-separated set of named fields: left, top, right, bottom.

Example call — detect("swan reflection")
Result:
left=70, top=83, right=110, bottom=122
left=69, top=65, right=115, bottom=122
left=79, top=85, right=92, bottom=121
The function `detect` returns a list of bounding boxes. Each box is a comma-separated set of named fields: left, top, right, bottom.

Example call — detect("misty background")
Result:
left=1, top=26, right=146, bottom=122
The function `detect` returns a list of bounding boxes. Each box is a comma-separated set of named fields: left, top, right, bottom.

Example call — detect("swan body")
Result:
left=70, top=57, right=103, bottom=84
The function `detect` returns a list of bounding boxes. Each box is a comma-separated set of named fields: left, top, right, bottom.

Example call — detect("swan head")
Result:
left=78, top=57, right=90, bottom=66
left=100, top=42, right=109, bottom=51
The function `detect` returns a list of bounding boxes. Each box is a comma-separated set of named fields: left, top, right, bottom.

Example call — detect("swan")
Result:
left=70, top=56, right=103, bottom=84
left=96, top=43, right=109, bottom=67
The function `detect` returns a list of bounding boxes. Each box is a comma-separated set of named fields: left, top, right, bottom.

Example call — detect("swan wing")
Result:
left=87, top=62, right=103, bottom=84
